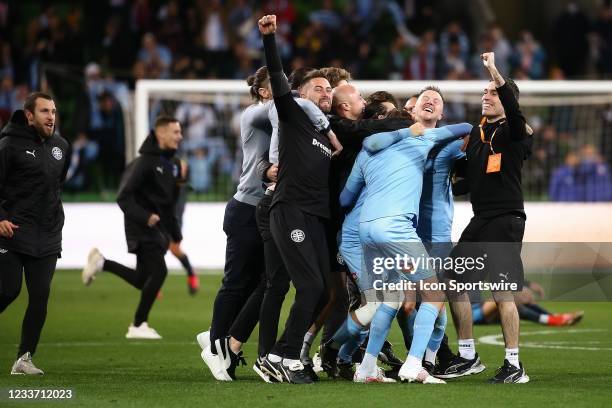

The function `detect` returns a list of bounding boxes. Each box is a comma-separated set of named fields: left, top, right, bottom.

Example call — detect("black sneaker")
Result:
left=379, top=340, right=404, bottom=367
left=384, top=367, right=400, bottom=381
left=260, top=356, right=285, bottom=383
left=423, top=360, right=435, bottom=376
left=337, top=360, right=355, bottom=381
left=217, top=337, right=246, bottom=380
left=253, top=356, right=278, bottom=383
left=303, top=362, right=319, bottom=382
left=278, top=360, right=314, bottom=384
left=488, top=360, right=529, bottom=384
left=319, top=342, right=339, bottom=378
left=434, top=353, right=486, bottom=379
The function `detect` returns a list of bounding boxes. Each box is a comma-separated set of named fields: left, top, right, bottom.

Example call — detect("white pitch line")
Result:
left=478, top=329, right=612, bottom=351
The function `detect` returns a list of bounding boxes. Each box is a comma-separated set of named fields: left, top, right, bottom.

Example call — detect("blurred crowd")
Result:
left=0, top=0, right=611, bottom=200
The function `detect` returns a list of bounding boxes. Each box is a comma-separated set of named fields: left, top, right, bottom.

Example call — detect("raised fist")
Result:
left=481, top=52, right=496, bottom=69
left=258, top=15, right=277, bottom=35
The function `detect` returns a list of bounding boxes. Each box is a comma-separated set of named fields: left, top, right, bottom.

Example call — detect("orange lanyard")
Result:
left=479, top=117, right=504, bottom=154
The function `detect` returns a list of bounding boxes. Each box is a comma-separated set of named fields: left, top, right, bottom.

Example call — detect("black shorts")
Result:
left=447, top=212, right=525, bottom=291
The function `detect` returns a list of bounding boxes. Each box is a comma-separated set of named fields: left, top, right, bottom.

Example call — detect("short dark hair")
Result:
left=301, top=69, right=330, bottom=88
left=246, top=66, right=269, bottom=101
left=363, top=102, right=389, bottom=120
left=417, top=85, right=445, bottom=103
left=502, top=76, right=520, bottom=100
left=319, top=67, right=352, bottom=88
left=288, top=67, right=314, bottom=90
left=23, top=92, right=54, bottom=113
left=154, top=115, right=180, bottom=129
left=366, top=91, right=398, bottom=108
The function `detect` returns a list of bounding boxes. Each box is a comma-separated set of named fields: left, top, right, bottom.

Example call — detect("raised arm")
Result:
left=259, top=15, right=290, bottom=99
left=482, top=52, right=527, bottom=141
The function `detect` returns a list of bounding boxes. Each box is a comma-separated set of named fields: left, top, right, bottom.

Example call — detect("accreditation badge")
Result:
left=486, top=153, right=502, bottom=173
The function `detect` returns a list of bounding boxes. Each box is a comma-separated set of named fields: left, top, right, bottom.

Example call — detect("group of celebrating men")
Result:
left=196, top=14, right=533, bottom=385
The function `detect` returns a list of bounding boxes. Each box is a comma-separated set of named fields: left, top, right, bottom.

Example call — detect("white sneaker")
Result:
left=125, top=322, right=162, bottom=339
left=11, top=352, right=44, bottom=375
left=353, top=366, right=396, bottom=383
left=398, top=364, right=446, bottom=384
left=82, top=248, right=104, bottom=286
left=201, top=345, right=231, bottom=381
left=196, top=330, right=210, bottom=350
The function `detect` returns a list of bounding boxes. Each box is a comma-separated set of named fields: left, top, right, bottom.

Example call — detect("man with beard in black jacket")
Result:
left=0, top=92, right=69, bottom=375
left=82, top=116, right=183, bottom=340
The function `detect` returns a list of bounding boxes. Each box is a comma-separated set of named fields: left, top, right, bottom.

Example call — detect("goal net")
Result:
left=134, top=80, right=612, bottom=202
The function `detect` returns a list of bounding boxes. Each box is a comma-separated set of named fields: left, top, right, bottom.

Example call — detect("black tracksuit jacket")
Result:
left=0, top=110, right=69, bottom=257
left=117, top=131, right=181, bottom=253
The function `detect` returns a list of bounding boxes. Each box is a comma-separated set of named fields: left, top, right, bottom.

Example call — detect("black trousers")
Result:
left=103, top=243, right=168, bottom=326
left=0, top=250, right=57, bottom=358
left=256, top=192, right=291, bottom=357
left=270, top=202, right=330, bottom=359
left=209, top=198, right=265, bottom=349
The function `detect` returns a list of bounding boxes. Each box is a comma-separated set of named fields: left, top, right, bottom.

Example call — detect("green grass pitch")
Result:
left=1, top=271, right=611, bottom=407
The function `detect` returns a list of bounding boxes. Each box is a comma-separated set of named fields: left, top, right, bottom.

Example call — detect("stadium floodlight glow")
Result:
left=135, top=79, right=612, bottom=156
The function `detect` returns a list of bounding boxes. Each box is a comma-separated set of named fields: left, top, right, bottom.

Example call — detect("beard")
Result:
left=318, top=99, right=331, bottom=113
left=33, top=122, right=54, bottom=138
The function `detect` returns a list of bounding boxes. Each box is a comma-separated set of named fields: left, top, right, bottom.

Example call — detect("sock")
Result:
left=338, top=328, right=368, bottom=363
left=539, top=314, right=550, bottom=324
left=407, top=303, right=438, bottom=361
left=331, top=315, right=364, bottom=349
left=359, top=352, right=377, bottom=376
left=283, top=358, right=301, bottom=367
left=268, top=353, right=282, bottom=363
left=178, top=254, right=194, bottom=277
left=365, top=304, right=398, bottom=360
left=505, top=348, right=520, bottom=368
left=404, top=354, right=422, bottom=371
left=526, top=303, right=549, bottom=315
left=407, top=308, right=417, bottom=336
left=458, top=339, right=475, bottom=360
left=300, top=331, right=315, bottom=363
left=517, top=303, right=541, bottom=323
left=424, top=348, right=438, bottom=365
left=425, top=307, right=448, bottom=364
left=97, top=257, right=105, bottom=270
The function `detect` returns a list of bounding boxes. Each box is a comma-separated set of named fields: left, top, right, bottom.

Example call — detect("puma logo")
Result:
left=26, top=150, right=36, bottom=158
left=156, top=166, right=164, bottom=174
left=499, top=272, right=509, bottom=280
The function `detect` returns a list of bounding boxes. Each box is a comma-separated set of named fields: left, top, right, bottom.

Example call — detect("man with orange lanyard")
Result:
left=440, top=52, right=531, bottom=383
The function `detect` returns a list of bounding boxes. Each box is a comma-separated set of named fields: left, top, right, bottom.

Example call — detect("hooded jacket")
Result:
left=0, top=110, right=69, bottom=257
left=117, top=131, right=181, bottom=253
